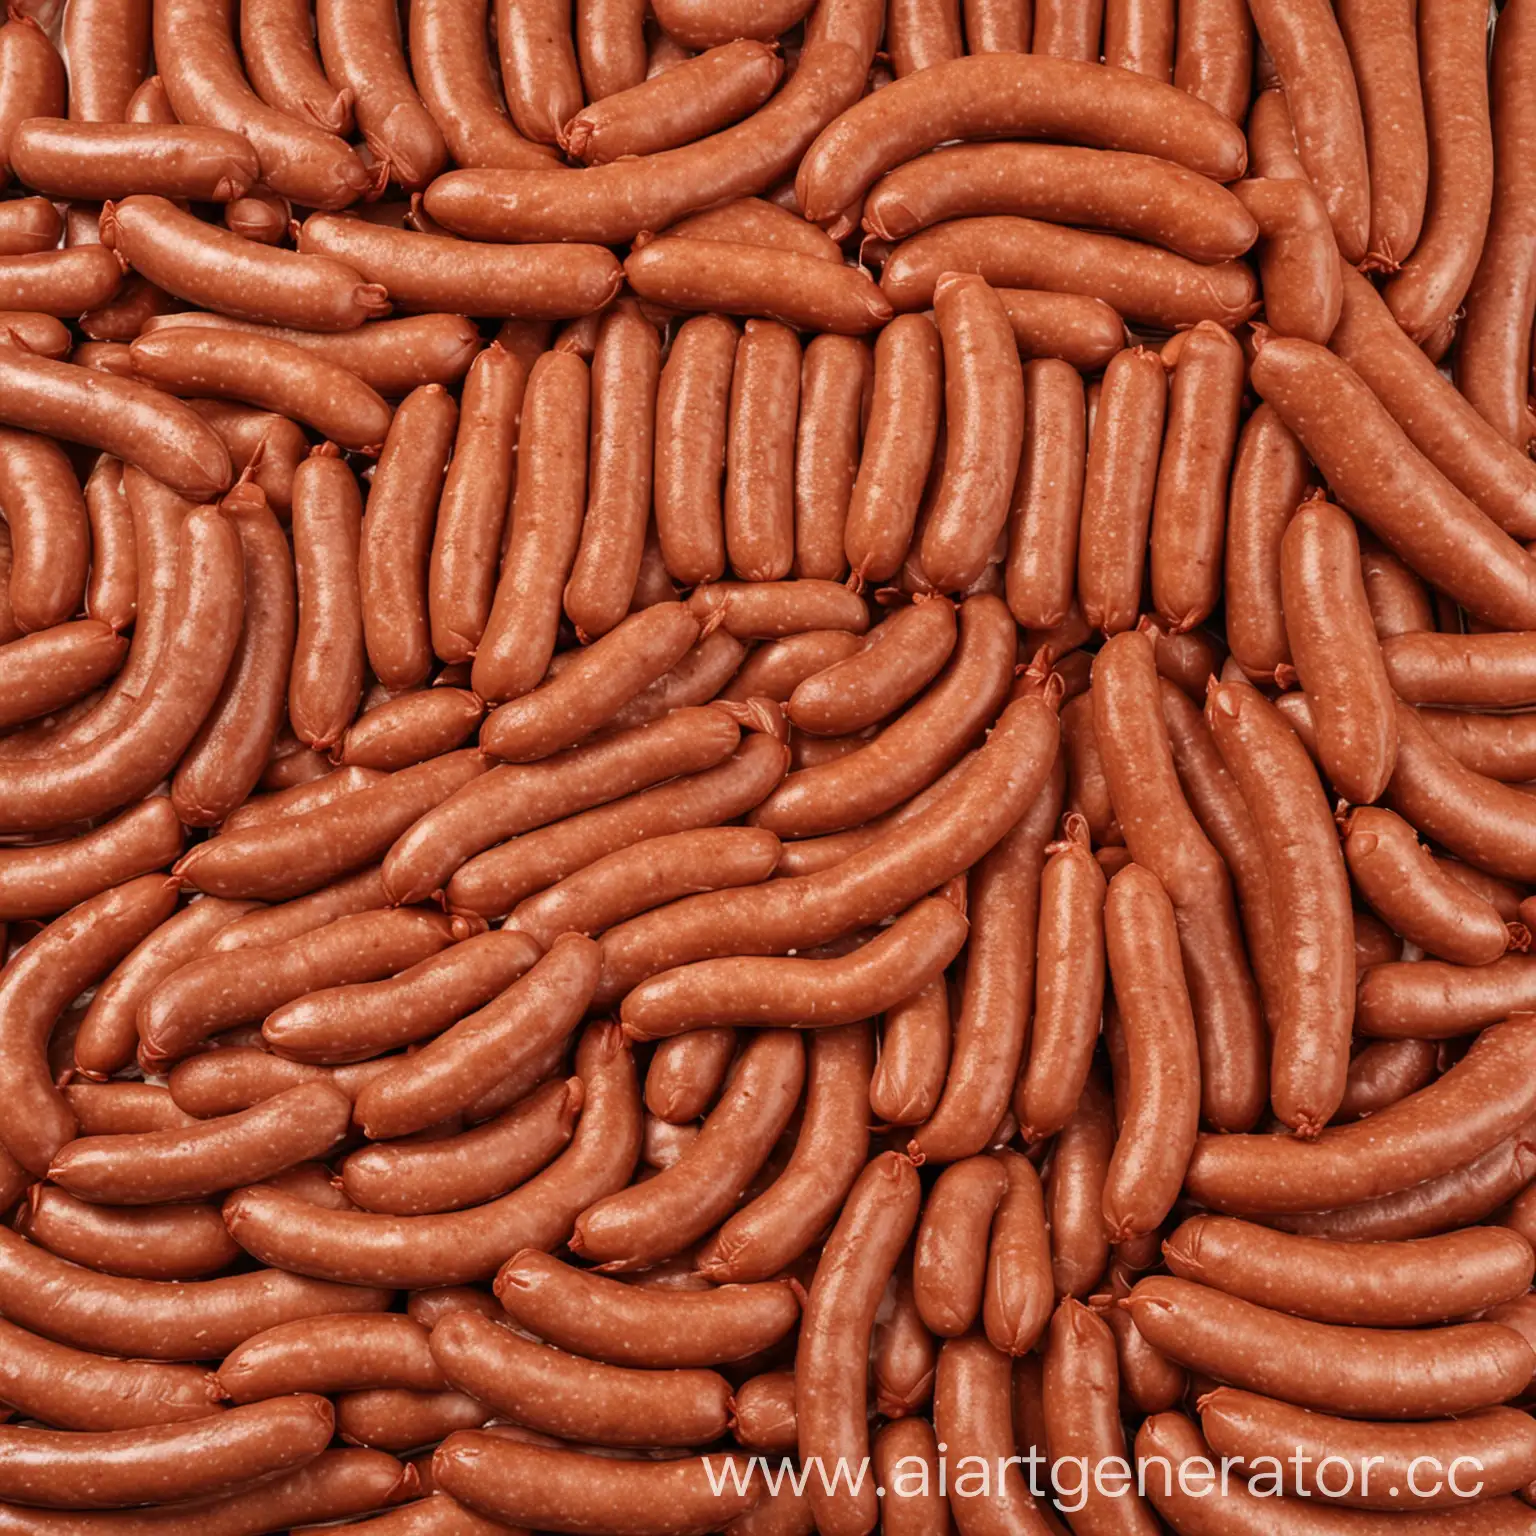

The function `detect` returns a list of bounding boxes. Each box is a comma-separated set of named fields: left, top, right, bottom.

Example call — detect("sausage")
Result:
left=1344, top=806, right=1514, bottom=966
left=353, top=932, right=598, bottom=1140
left=338, top=692, right=483, bottom=775
left=0, top=1312, right=220, bottom=1433
left=505, top=827, right=779, bottom=951
left=64, top=1081, right=197, bottom=1137
left=497, top=1247, right=798, bottom=1367
left=1128, top=1275, right=1536, bottom=1418
left=1385, top=701, right=1536, bottom=883
left=140, top=905, right=466, bottom=1066
left=1016, top=819, right=1105, bottom=1141
left=593, top=630, right=745, bottom=732
left=129, top=331, right=392, bottom=453
left=1205, top=679, right=1354, bottom=1133
left=1041, top=1299, right=1161, bottom=1535
left=1223, top=405, right=1309, bottom=680
left=1200, top=1387, right=1536, bottom=1510
left=908, top=757, right=1064, bottom=1163
left=237, top=0, right=351, bottom=134
left=1381, top=0, right=1494, bottom=341
left=1353, top=955, right=1536, bottom=1041
left=80, top=457, right=135, bottom=636
left=47, top=1080, right=352, bottom=1204
left=421, top=0, right=882, bottom=245
left=260, top=929, right=538, bottom=1067
left=912, top=1155, right=1006, bottom=1338
left=1403, top=709, right=1536, bottom=783
left=18, top=1181, right=239, bottom=1281
left=483, top=604, right=702, bottom=762
left=299, top=214, right=619, bottom=320
left=14, top=120, right=258, bottom=201
left=358, top=387, right=457, bottom=691
left=1100, top=864, right=1200, bottom=1242
left=1164, top=1214, right=1536, bottom=1326
left=1005, top=360, right=1085, bottom=631
left=842, top=313, right=942, bottom=585
left=645, top=1029, right=734, bottom=1127
left=62, top=0, right=150, bottom=122
left=0, top=622, right=124, bottom=731
left=313, top=0, right=445, bottom=188
left=625, top=238, right=890, bottom=335
left=621, top=896, right=968, bottom=1041
left=103, top=196, right=386, bottom=331
left=1077, top=348, right=1167, bottom=636
left=752, top=593, right=1010, bottom=837
left=1457, top=0, right=1536, bottom=450
left=916, top=274, right=1023, bottom=593
left=0, top=796, right=182, bottom=922
left=0, top=13, right=64, bottom=188
left=472, top=351, right=589, bottom=702
left=863, top=143, right=1256, bottom=261
left=0, top=1395, right=333, bottom=1509
left=571, top=1029, right=804, bottom=1269
left=1186, top=1014, right=1536, bottom=1214
left=722, top=319, right=798, bottom=584
left=1382, top=632, right=1536, bottom=707
left=0, top=313, right=70, bottom=359
left=870, top=1261, right=937, bottom=1420
left=434, top=1433, right=758, bottom=1536
left=383, top=706, right=740, bottom=907
left=0, top=431, right=91, bottom=636
left=1173, top=0, right=1251, bottom=121
left=1104, top=0, right=1174, bottom=77
left=657, top=196, right=844, bottom=262
left=0, top=200, right=62, bottom=260
left=1329, top=267, right=1536, bottom=540
left=216, top=1314, right=442, bottom=1403
left=787, top=599, right=955, bottom=737
left=1333, top=1037, right=1439, bottom=1122
left=0, top=1220, right=391, bottom=1361
left=0, top=349, right=231, bottom=503
left=1278, top=500, right=1398, bottom=802
left=1094, top=634, right=1266, bottom=1132
left=798, top=1152, right=920, bottom=1536
left=885, top=0, right=962, bottom=73
left=1244, top=0, right=1369, bottom=263
left=565, top=302, right=661, bottom=640
left=982, top=1150, right=1053, bottom=1356
left=154, top=0, right=371, bottom=209
left=225, top=1020, right=640, bottom=1288
left=933, top=1334, right=1059, bottom=1536
left=341, top=1078, right=578, bottom=1215
left=144, top=310, right=482, bottom=397
left=1149, top=321, right=1244, bottom=631
left=866, top=975, right=948, bottom=1127
left=1043, top=1069, right=1114, bottom=1301
left=0, top=876, right=174, bottom=1175
left=0, top=243, right=123, bottom=320
left=797, top=53, right=1246, bottom=226
left=773, top=337, right=867, bottom=585
left=493, top=0, right=583, bottom=146
left=688, top=580, right=869, bottom=640
left=170, top=485, right=295, bottom=827
left=1333, top=0, right=1427, bottom=271
left=880, top=218, right=1258, bottom=333
left=594, top=691, right=1061, bottom=1004
left=425, top=342, right=523, bottom=665
left=563, top=40, right=781, bottom=163
left=430, top=1309, right=731, bottom=1448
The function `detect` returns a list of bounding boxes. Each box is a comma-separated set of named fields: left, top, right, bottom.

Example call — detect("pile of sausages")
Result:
left=0, top=0, right=1534, bottom=1531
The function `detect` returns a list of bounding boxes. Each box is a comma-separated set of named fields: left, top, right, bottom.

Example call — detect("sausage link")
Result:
left=473, top=351, right=589, bottom=702
left=565, top=302, right=661, bottom=639
left=913, top=1155, right=1006, bottom=1338
left=1044, top=1069, right=1114, bottom=1301
left=226, top=1020, right=639, bottom=1289
left=982, top=1150, right=1053, bottom=1356
left=880, top=217, right=1258, bottom=333
left=792, top=334, right=869, bottom=582
left=869, top=976, right=950, bottom=1127
left=359, top=386, right=456, bottom=691
left=725, top=319, right=800, bottom=583
left=843, top=313, right=942, bottom=585
left=1094, top=634, right=1266, bottom=1131
left=799, top=1152, right=920, bottom=1536
left=0, top=13, right=64, bottom=189
left=1173, top=0, right=1250, bottom=122
left=1457, top=0, right=1536, bottom=450
left=1381, top=0, right=1494, bottom=340
left=1149, top=321, right=1243, bottom=631
left=14, top=120, right=257, bottom=202
left=1332, top=263, right=1536, bottom=540
left=1077, top=348, right=1167, bottom=636
left=1244, top=0, right=1369, bottom=261
left=1337, top=0, right=1427, bottom=272
left=339, top=690, right=484, bottom=773
left=1006, top=359, right=1085, bottom=631
left=1129, top=1275, right=1535, bottom=1419
left=218, top=1313, right=442, bottom=1401
left=63, top=0, right=151, bottom=123
left=1101, top=864, right=1200, bottom=1241
left=886, top=0, right=962, bottom=75
left=494, top=0, right=583, bottom=146
left=16, top=1184, right=238, bottom=1281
